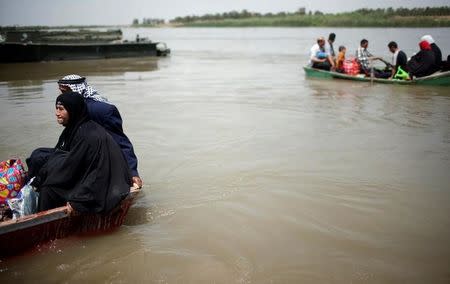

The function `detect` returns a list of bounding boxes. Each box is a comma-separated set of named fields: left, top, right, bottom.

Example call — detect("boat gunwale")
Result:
left=303, top=66, right=450, bottom=86
left=0, top=187, right=141, bottom=234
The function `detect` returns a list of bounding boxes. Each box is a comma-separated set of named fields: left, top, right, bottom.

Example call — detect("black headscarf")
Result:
left=34, top=91, right=131, bottom=213
left=55, top=92, right=89, bottom=151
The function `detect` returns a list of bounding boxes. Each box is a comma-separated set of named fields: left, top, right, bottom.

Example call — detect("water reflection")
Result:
left=0, top=228, right=147, bottom=283
left=2, top=83, right=45, bottom=102
left=1, top=27, right=450, bottom=283
left=0, top=57, right=159, bottom=82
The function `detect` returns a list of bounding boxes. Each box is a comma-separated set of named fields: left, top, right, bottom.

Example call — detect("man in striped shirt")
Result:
left=356, top=39, right=390, bottom=78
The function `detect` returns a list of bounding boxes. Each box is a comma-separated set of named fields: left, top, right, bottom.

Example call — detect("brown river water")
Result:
left=0, top=27, right=449, bottom=283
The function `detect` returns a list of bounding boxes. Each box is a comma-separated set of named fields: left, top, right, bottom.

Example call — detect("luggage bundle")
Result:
left=0, top=159, right=38, bottom=220
left=343, top=58, right=360, bottom=75
left=0, top=159, right=26, bottom=204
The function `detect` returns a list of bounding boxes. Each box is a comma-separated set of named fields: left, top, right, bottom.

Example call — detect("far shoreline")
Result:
left=2, top=24, right=450, bottom=30
left=2, top=7, right=450, bottom=29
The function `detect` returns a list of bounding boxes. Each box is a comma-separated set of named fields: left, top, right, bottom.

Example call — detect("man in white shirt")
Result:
left=309, top=37, right=335, bottom=71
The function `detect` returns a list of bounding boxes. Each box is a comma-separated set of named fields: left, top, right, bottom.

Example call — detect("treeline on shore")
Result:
left=166, top=7, right=450, bottom=27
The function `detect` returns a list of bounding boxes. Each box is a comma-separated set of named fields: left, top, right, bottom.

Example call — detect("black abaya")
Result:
left=35, top=92, right=131, bottom=213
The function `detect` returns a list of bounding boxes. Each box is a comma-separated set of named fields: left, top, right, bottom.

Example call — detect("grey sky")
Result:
left=1, top=0, right=449, bottom=26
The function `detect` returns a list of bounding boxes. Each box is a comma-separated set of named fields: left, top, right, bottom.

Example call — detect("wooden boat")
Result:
left=0, top=41, right=170, bottom=63
left=303, top=66, right=450, bottom=86
left=0, top=28, right=123, bottom=43
left=0, top=187, right=140, bottom=257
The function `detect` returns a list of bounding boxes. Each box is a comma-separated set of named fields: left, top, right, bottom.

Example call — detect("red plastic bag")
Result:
left=343, top=58, right=360, bottom=75
left=0, top=159, right=27, bottom=204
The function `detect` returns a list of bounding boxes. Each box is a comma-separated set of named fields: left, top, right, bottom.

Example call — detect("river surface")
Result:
left=0, top=27, right=449, bottom=283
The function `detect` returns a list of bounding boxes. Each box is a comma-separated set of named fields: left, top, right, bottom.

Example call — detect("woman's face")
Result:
left=55, top=104, right=69, bottom=126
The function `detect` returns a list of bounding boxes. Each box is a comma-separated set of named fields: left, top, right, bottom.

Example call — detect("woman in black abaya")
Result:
left=36, top=92, right=131, bottom=213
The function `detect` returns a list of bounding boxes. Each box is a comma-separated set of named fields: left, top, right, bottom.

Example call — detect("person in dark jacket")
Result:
left=36, top=92, right=131, bottom=213
left=407, top=40, right=440, bottom=78
left=421, top=35, right=442, bottom=69
left=57, top=75, right=142, bottom=188
left=327, top=33, right=336, bottom=58
left=387, top=41, right=408, bottom=79
left=442, top=55, right=450, bottom=72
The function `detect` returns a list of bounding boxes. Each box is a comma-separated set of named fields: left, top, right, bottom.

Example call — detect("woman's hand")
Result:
left=66, top=202, right=76, bottom=215
left=132, top=176, right=143, bottom=189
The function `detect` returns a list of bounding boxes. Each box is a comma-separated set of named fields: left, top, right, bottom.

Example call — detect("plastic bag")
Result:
left=393, top=66, right=410, bottom=80
left=6, top=178, right=38, bottom=219
left=343, top=58, right=360, bottom=75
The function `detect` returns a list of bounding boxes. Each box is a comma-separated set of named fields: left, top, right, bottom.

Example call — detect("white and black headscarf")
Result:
left=58, top=74, right=110, bottom=103
left=420, top=35, right=435, bottom=44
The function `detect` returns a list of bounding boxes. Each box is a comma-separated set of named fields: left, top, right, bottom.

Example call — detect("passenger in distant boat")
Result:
left=35, top=92, right=131, bottom=213
left=57, top=75, right=143, bottom=189
left=356, top=39, right=390, bottom=78
left=387, top=41, right=408, bottom=80
left=420, top=35, right=442, bottom=69
left=442, top=55, right=450, bottom=72
left=335, top=45, right=346, bottom=73
left=309, top=36, right=335, bottom=71
left=326, top=33, right=336, bottom=58
left=407, top=40, right=440, bottom=78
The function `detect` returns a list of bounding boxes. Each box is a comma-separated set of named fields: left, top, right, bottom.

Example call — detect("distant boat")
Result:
left=303, top=66, right=450, bottom=87
left=0, top=187, right=141, bottom=257
left=0, top=28, right=170, bottom=63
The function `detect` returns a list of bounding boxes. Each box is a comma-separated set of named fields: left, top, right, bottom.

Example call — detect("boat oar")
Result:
left=378, top=58, right=393, bottom=69
left=370, top=60, right=374, bottom=85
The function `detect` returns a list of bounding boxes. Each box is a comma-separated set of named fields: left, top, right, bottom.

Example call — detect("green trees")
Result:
left=168, top=6, right=450, bottom=27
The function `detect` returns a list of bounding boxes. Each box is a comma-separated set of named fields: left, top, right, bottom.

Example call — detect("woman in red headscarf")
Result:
left=407, top=40, right=440, bottom=78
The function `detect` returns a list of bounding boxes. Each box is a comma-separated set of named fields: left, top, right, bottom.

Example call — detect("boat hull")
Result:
left=303, top=66, right=450, bottom=86
left=0, top=42, right=163, bottom=63
left=0, top=188, right=140, bottom=257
